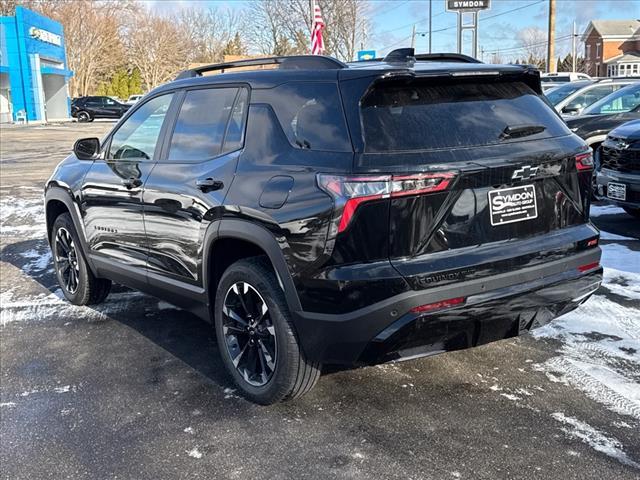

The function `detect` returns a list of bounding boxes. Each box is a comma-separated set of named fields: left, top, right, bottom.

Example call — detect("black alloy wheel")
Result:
left=54, top=227, right=80, bottom=294
left=77, top=111, right=90, bottom=122
left=51, top=213, right=111, bottom=305
left=214, top=257, right=321, bottom=404
left=222, top=281, right=277, bottom=387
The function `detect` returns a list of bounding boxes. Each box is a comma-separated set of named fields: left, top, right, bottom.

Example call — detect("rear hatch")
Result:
left=328, top=71, right=597, bottom=289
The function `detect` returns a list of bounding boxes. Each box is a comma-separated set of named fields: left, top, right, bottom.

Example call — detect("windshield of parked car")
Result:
left=582, top=83, right=640, bottom=115
left=545, top=81, right=592, bottom=105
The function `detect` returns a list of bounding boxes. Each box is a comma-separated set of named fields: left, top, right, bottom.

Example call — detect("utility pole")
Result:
left=411, top=24, right=416, bottom=49
left=547, top=0, right=556, bottom=73
left=572, top=21, right=577, bottom=73
left=428, top=0, right=432, bottom=53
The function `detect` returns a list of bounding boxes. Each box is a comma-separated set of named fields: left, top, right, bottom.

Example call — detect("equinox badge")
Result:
left=512, top=165, right=539, bottom=181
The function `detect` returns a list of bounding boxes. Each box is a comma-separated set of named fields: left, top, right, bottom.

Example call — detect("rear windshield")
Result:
left=361, top=80, right=570, bottom=153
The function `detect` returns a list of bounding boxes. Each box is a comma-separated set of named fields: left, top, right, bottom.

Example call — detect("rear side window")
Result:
left=167, top=87, right=240, bottom=162
left=85, top=97, right=102, bottom=107
left=268, top=82, right=351, bottom=152
left=361, top=80, right=570, bottom=153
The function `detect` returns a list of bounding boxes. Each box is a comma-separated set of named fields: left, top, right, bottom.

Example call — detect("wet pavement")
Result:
left=1, top=123, right=639, bottom=479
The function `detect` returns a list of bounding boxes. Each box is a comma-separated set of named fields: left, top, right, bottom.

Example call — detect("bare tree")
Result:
left=124, top=12, right=191, bottom=90
left=518, top=27, right=547, bottom=68
left=7, top=0, right=131, bottom=97
left=178, top=6, right=246, bottom=63
left=247, top=0, right=369, bottom=61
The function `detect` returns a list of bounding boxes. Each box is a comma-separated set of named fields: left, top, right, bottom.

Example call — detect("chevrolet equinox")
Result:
left=45, top=49, right=603, bottom=404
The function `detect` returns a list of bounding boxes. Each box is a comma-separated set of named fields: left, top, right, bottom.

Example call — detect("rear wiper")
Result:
left=500, top=124, right=546, bottom=140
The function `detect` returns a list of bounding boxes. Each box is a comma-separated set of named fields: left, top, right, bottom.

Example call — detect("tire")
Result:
left=51, top=213, right=111, bottom=305
left=623, top=207, right=640, bottom=219
left=76, top=111, right=91, bottom=123
left=214, top=256, right=320, bottom=405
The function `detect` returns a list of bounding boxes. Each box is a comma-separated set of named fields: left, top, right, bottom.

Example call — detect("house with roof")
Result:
left=581, top=19, right=640, bottom=77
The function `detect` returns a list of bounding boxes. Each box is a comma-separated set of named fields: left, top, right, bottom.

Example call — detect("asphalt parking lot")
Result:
left=1, top=122, right=639, bottom=480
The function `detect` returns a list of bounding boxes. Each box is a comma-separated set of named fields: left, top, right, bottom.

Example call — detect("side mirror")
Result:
left=562, top=106, right=581, bottom=115
left=73, top=137, right=100, bottom=160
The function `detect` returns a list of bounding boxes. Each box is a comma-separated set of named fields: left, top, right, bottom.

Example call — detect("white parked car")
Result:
left=126, top=94, right=143, bottom=105
left=541, top=72, right=592, bottom=84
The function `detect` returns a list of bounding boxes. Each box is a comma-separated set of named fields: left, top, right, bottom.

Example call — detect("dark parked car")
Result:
left=594, top=119, right=640, bottom=218
left=565, top=82, right=640, bottom=152
left=71, top=96, right=130, bottom=122
left=45, top=50, right=602, bottom=404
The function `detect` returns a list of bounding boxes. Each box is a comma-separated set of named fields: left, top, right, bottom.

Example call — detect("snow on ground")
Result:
left=533, top=206, right=640, bottom=422
left=551, top=412, right=640, bottom=469
left=0, top=194, right=46, bottom=239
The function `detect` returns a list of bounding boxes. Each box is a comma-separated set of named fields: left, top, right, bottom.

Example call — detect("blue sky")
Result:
left=141, top=0, right=639, bottom=61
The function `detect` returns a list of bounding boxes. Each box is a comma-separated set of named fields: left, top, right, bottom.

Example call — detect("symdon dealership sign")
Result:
left=446, top=0, right=491, bottom=11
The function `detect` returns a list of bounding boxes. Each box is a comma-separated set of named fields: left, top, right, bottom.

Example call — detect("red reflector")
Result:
left=410, top=296, right=465, bottom=314
left=578, top=262, right=600, bottom=273
left=587, top=238, right=598, bottom=247
left=576, top=152, right=594, bottom=171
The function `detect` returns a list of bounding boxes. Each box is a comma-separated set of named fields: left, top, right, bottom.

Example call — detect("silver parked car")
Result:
left=554, top=78, right=639, bottom=117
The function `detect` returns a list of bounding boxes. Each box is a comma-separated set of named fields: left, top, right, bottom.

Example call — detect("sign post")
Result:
left=445, top=0, right=491, bottom=59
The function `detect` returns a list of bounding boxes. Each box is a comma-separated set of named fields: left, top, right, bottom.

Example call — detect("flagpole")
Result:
left=310, top=0, right=314, bottom=54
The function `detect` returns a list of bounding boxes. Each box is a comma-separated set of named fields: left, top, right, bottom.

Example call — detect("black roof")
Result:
left=151, top=48, right=539, bottom=96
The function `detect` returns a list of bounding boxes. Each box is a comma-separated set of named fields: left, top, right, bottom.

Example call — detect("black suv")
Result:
left=595, top=119, right=640, bottom=217
left=45, top=50, right=602, bottom=404
left=71, top=96, right=131, bottom=122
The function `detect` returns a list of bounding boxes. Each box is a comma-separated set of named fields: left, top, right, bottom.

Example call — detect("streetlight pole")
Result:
left=572, top=21, right=577, bottom=73
left=428, top=0, right=432, bottom=53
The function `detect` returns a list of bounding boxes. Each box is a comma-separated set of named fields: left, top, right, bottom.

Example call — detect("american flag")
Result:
left=311, top=1, right=325, bottom=55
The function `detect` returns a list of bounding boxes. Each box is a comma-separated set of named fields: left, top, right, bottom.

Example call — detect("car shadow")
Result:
left=1, top=238, right=233, bottom=390
left=590, top=201, right=640, bottom=241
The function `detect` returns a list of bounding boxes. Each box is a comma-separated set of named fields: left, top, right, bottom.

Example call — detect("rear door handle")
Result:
left=196, top=178, right=224, bottom=192
left=122, top=177, right=142, bottom=189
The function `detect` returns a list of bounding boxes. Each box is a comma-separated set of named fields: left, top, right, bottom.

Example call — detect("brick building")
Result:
left=581, top=19, right=640, bottom=77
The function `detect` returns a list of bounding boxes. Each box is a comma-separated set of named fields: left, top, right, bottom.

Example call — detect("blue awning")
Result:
left=40, top=65, right=73, bottom=77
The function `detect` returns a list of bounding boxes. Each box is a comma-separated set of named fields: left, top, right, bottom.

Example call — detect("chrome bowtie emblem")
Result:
left=512, top=165, right=539, bottom=181
left=616, top=140, right=629, bottom=150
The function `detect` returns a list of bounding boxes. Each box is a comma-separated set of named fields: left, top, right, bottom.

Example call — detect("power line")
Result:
left=379, top=34, right=413, bottom=54
left=483, top=34, right=572, bottom=55
left=375, top=7, right=448, bottom=36
left=376, top=0, right=545, bottom=38
left=371, top=0, right=410, bottom=18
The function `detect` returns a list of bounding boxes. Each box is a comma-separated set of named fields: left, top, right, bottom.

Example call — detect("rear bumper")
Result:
left=292, top=248, right=602, bottom=365
left=594, top=168, right=640, bottom=209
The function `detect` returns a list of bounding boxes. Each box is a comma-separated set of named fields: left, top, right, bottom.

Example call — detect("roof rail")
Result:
left=370, top=49, right=482, bottom=65
left=414, top=53, right=482, bottom=64
left=175, top=55, right=347, bottom=80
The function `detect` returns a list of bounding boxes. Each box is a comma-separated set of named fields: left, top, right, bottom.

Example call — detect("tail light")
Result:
left=576, top=152, right=594, bottom=171
left=318, top=172, right=456, bottom=233
left=410, top=296, right=466, bottom=314
left=578, top=261, right=600, bottom=273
